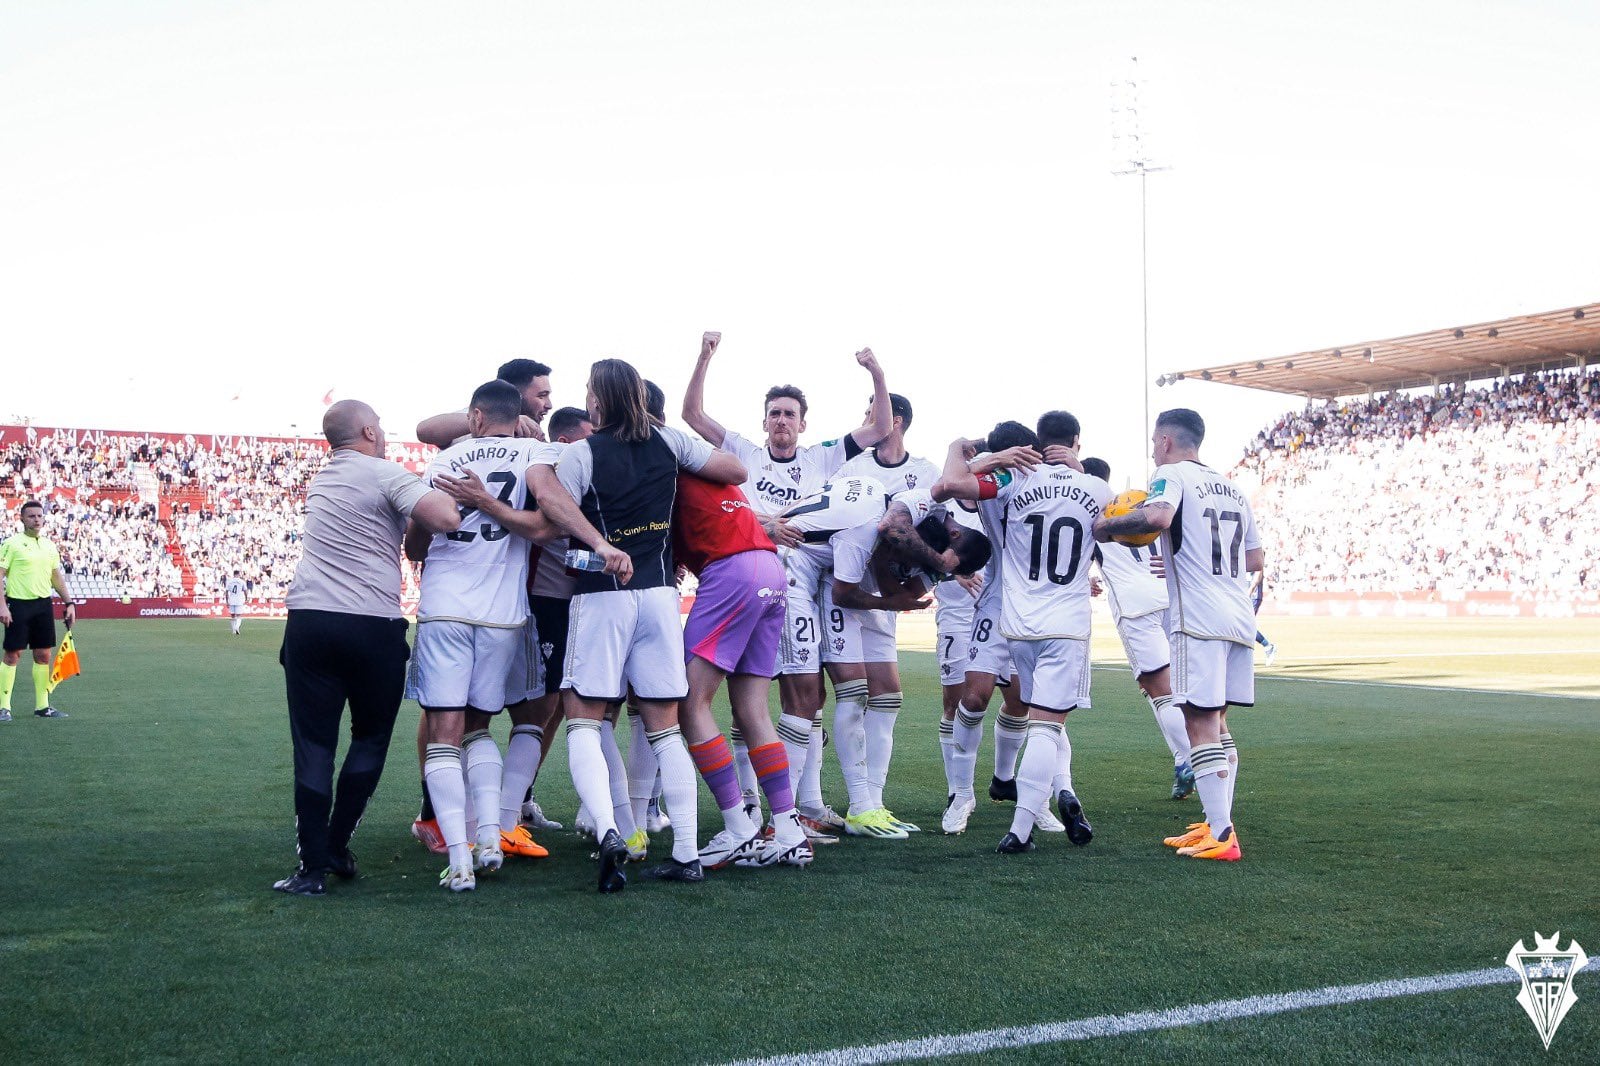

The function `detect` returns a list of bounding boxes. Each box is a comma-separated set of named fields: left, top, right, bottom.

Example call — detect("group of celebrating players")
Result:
left=400, top=332, right=1264, bottom=893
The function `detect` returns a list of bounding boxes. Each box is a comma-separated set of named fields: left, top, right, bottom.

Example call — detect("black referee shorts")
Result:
left=3, top=597, right=56, bottom=653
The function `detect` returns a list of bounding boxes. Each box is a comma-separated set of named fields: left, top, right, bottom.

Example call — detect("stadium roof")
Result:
left=1159, top=303, right=1600, bottom=399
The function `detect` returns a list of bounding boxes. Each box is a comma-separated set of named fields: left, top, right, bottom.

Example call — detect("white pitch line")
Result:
left=729, top=966, right=1596, bottom=1065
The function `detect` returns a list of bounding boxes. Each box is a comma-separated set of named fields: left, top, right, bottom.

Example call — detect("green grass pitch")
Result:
left=2, top=619, right=1597, bottom=1063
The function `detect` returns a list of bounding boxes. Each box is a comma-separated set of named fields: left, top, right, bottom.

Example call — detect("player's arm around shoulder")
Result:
left=1093, top=467, right=1176, bottom=543
left=390, top=458, right=460, bottom=536
left=661, top=424, right=746, bottom=485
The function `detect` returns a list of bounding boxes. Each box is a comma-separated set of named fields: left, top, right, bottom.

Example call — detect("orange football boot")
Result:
left=411, top=818, right=448, bottom=855
left=1179, top=828, right=1241, bottom=861
left=1164, top=822, right=1210, bottom=849
left=499, top=825, right=550, bottom=858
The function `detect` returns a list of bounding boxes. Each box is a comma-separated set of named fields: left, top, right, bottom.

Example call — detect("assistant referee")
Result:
left=273, top=400, right=460, bottom=897
left=0, top=500, right=75, bottom=722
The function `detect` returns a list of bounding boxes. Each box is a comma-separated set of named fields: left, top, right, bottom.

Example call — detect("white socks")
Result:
left=1008, top=722, right=1060, bottom=841
left=938, top=719, right=958, bottom=795
left=951, top=701, right=985, bottom=799
left=646, top=726, right=700, bottom=863
left=800, top=721, right=826, bottom=809
left=624, top=710, right=658, bottom=828
left=600, top=719, right=637, bottom=838
left=567, top=720, right=618, bottom=841
left=863, top=691, right=901, bottom=811
left=1150, top=694, right=1190, bottom=764
left=424, top=743, right=471, bottom=868
left=777, top=713, right=813, bottom=802
left=1222, top=731, right=1239, bottom=807
left=1190, top=741, right=1232, bottom=835
left=994, top=712, right=1028, bottom=782
left=730, top=726, right=761, bottom=800
left=832, top=679, right=870, bottom=814
left=463, top=729, right=503, bottom=848
left=1052, top=724, right=1074, bottom=796
left=499, top=723, right=543, bottom=832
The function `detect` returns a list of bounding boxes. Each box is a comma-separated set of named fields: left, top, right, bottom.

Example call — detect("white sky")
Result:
left=4, top=1, right=1597, bottom=484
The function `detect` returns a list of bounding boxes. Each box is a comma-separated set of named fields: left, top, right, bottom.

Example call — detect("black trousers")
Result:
left=280, top=609, right=410, bottom=874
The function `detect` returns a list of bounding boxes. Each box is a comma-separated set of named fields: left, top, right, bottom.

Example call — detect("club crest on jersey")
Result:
left=905, top=474, right=918, bottom=488
left=789, top=465, right=803, bottom=482
left=1506, top=932, right=1588, bottom=1049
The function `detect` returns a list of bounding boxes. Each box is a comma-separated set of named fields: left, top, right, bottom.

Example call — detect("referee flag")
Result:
left=49, top=631, right=81, bottom=691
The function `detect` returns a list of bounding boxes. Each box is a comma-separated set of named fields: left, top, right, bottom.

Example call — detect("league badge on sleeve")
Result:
left=1506, top=932, right=1588, bottom=1049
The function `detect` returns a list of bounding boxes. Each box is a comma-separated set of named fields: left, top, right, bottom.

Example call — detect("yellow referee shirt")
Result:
left=0, top=532, right=61, bottom=600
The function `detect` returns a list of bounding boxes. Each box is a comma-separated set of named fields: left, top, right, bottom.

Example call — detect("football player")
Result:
left=1093, top=408, right=1264, bottom=862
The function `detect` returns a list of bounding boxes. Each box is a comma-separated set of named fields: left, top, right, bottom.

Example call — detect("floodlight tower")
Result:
left=1111, top=57, right=1170, bottom=474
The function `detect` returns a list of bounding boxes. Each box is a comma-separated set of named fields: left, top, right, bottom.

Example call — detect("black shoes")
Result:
left=597, top=829, right=629, bottom=894
left=646, top=857, right=705, bottom=883
left=1058, top=789, right=1093, bottom=847
left=272, top=867, right=327, bottom=896
left=988, top=775, right=1017, bottom=803
left=327, top=849, right=358, bottom=880
left=996, top=832, right=1035, bottom=854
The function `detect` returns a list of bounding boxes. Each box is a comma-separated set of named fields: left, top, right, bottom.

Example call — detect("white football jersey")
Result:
left=990, top=464, right=1111, bottom=640
left=1145, top=460, right=1262, bottom=645
left=1095, top=540, right=1167, bottom=622
left=724, top=431, right=860, bottom=518
left=832, top=487, right=941, bottom=594
left=934, top=500, right=984, bottom=610
left=225, top=578, right=246, bottom=605
left=778, top=476, right=888, bottom=574
left=840, top=449, right=939, bottom=501
left=419, top=436, right=558, bottom=627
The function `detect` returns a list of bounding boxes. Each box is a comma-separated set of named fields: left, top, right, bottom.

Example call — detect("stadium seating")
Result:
left=2, top=428, right=426, bottom=603
left=1237, top=366, right=1599, bottom=597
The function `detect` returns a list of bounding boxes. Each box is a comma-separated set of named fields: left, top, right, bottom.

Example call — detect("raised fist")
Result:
left=855, top=347, right=879, bottom=372
left=701, top=332, right=722, bottom=360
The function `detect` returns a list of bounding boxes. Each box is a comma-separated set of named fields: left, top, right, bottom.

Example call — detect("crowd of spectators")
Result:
left=1, top=426, right=428, bottom=603
left=1236, top=366, right=1600, bottom=597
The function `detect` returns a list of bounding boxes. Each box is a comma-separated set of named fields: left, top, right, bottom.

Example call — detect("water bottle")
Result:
left=564, top=548, right=609, bottom=574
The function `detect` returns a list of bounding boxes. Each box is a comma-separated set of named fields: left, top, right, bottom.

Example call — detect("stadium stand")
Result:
left=1235, top=366, right=1600, bottom=598
left=0, top=425, right=429, bottom=610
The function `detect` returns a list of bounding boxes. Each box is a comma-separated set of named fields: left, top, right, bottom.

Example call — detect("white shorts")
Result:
left=1010, top=637, right=1091, bottom=713
left=777, top=550, right=825, bottom=675
left=408, top=620, right=522, bottom=712
left=503, top=616, right=544, bottom=705
left=819, top=579, right=898, bottom=665
left=936, top=597, right=975, bottom=687
left=562, top=586, right=689, bottom=702
left=1115, top=611, right=1171, bottom=679
left=965, top=596, right=1013, bottom=681
left=1170, top=633, right=1255, bottom=710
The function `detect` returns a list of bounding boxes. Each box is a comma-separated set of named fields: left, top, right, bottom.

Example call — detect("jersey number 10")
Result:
left=1023, top=514, right=1084, bottom=585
